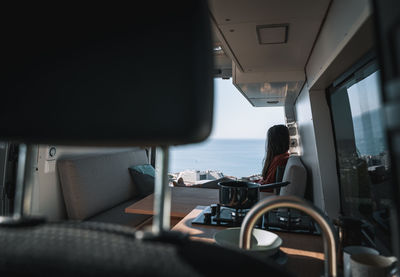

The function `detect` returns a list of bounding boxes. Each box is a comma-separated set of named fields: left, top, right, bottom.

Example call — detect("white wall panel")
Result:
left=295, top=85, right=341, bottom=218
left=306, top=0, right=372, bottom=89
left=309, top=90, right=340, bottom=219
left=295, top=85, right=325, bottom=211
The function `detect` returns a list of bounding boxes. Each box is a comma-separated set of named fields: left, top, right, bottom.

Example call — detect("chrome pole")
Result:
left=152, top=146, right=171, bottom=234
left=13, top=144, right=27, bottom=218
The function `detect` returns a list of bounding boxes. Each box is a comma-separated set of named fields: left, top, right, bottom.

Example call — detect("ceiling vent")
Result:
left=256, top=24, right=288, bottom=45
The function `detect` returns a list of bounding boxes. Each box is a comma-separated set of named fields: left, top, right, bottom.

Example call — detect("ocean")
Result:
left=169, top=138, right=266, bottom=178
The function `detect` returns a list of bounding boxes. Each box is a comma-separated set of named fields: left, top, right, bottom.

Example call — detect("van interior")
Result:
left=1, top=0, right=399, bottom=276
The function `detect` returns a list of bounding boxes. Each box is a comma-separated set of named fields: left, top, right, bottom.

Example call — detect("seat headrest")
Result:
left=1, top=2, right=213, bottom=146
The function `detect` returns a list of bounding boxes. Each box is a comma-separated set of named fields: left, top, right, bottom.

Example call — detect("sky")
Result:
left=210, top=78, right=285, bottom=139
left=347, top=71, right=381, bottom=117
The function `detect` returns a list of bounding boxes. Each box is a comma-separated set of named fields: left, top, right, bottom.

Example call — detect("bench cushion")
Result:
left=128, top=165, right=155, bottom=197
left=58, top=149, right=149, bottom=220
left=87, top=198, right=151, bottom=228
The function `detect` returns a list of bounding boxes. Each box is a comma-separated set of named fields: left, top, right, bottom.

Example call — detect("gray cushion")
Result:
left=58, top=149, right=149, bottom=220
left=128, top=165, right=155, bottom=197
left=130, top=164, right=155, bottom=177
left=87, top=198, right=151, bottom=228
left=280, top=155, right=307, bottom=197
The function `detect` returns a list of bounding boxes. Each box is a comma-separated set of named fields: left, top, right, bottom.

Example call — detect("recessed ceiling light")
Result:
left=213, top=44, right=225, bottom=55
left=256, top=24, right=288, bottom=44
left=213, top=46, right=222, bottom=51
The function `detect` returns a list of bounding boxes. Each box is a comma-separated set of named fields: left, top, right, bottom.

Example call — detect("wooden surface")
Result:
left=125, top=187, right=272, bottom=219
left=125, top=187, right=219, bottom=218
left=172, top=206, right=325, bottom=277
left=134, top=216, right=183, bottom=232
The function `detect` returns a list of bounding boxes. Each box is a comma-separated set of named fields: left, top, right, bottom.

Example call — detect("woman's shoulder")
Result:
left=273, top=152, right=290, bottom=165
left=274, top=152, right=289, bottom=160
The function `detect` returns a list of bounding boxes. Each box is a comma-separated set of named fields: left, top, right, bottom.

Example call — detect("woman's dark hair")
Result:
left=261, top=124, right=290, bottom=179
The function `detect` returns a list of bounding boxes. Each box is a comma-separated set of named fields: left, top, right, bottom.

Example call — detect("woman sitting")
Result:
left=256, top=124, right=290, bottom=192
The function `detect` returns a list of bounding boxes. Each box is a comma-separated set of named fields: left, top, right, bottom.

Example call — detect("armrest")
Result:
left=258, top=181, right=290, bottom=190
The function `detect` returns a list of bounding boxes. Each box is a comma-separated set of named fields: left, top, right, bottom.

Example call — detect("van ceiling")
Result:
left=209, top=0, right=331, bottom=107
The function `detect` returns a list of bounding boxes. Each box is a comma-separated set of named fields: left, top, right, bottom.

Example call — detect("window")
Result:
left=169, top=78, right=285, bottom=186
left=328, top=59, right=393, bottom=254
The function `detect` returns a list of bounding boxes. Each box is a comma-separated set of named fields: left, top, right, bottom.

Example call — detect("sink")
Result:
left=214, top=227, right=282, bottom=257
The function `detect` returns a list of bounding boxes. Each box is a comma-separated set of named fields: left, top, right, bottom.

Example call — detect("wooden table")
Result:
left=125, top=186, right=271, bottom=219
left=172, top=206, right=326, bottom=277
left=125, top=187, right=219, bottom=219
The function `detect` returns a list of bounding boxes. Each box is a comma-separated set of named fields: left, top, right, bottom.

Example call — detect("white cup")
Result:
left=351, top=253, right=397, bottom=277
left=343, top=246, right=379, bottom=277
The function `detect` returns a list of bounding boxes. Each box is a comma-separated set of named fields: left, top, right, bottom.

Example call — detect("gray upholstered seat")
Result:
left=87, top=199, right=150, bottom=228
left=57, top=149, right=152, bottom=226
left=279, top=155, right=307, bottom=197
left=0, top=221, right=291, bottom=277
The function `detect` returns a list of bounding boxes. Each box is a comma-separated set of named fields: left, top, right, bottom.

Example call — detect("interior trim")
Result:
left=208, top=10, right=244, bottom=72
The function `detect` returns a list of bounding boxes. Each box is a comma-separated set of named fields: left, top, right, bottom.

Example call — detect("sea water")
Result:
left=169, top=138, right=266, bottom=178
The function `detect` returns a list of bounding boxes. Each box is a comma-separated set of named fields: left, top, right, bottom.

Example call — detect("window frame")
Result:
left=326, top=51, right=394, bottom=254
left=326, top=51, right=378, bottom=215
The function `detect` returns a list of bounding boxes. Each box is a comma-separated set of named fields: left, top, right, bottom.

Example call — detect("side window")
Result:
left=329, top=61, right=393, bottom=254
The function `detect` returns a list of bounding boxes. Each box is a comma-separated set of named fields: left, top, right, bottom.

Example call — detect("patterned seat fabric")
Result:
left=0, top=221, right=293, bottom=277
